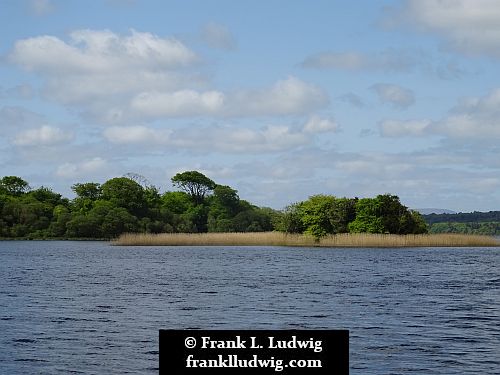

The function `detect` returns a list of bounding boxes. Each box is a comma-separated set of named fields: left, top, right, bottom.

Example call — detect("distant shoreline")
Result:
left=113, top=232, right=500, bottom=247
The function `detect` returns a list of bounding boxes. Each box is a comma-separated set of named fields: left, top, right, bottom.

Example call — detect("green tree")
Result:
left=299, top=195, right=337, bottom=238
left=101, top=207, right=138, bottom=237
left=348, top=198, right=385, bottom=233
left=275, top=195, right=356, bottom=238
left=211, top=185, right=240, bottom=214
left=161, top=191, right=193, bottom=214
left=232, top=208, right=273, bottom=232
left=206, top=185, right=241, bottom=232
left=329, top=197, right=357, bottom=233
left=276, top=203, right=305, bottom=233
left=65, top=214, right=102, bottom=238
left=171, top=171, right=216, bottom=204
left=101, top=177, right=147, bottom=216
left=48, top=205, right=72, bottom=237
left=0, top=176, right=30, bottom=196
left=182, top=204, right=209, bottom=233
left=348, top=194, right=428, bottom=234
left=28, top=187, right=68, bottom=207
left=72, top=182, right=102, bottom=200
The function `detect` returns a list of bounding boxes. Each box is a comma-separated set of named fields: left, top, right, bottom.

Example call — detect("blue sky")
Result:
left=1, top=0, right=499, bottom=212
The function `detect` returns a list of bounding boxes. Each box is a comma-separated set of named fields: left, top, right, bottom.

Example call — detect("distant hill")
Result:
left=415, top=208, right=456, bottom=215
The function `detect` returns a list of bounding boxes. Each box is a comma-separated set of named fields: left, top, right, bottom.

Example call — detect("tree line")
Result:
left=421, top=211, right=500, bottom=235
left=0, top=172, right=428, bottom=239
left=423, top=211, right=500, bottom=224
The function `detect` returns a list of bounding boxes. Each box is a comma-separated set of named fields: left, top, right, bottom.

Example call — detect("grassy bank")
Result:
left=113, top=232, right=500, bottom=247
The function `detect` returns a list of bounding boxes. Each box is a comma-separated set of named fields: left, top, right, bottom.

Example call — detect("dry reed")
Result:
left=113, top=232, right=499, bottom=247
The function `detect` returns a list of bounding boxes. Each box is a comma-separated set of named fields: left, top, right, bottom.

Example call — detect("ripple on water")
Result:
left=0, top=242, right=498, bottom=375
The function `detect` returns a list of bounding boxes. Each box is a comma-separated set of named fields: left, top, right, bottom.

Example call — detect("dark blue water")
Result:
left=0, top=241, right=498, bottom=374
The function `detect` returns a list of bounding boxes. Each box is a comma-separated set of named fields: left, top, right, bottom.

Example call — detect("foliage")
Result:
left=0, top=173, right=439, bottom=240
left=429, top=221, right=500, bottom=235
left=1, top=176, right=30, bottom=196
left=171, top=171, right=216, bottom=204
left=276, top=194, right=428, bottom=238
left=101, top=177, right=147, bottom=217
left=72, top=182, right=102, bottom=200
left=276, top=195, right=358, bottom=238
left=348, top=194, right=427, bottom=235
left=423, top=211, right=500, bottom=224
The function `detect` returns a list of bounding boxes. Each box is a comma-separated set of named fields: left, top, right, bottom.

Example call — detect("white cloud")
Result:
left=10, top=29, right=197, bottom=73
left=131, top=90, right=225, bottom=117
left=56, top=157, right=109, bottom=179
left=13, top=125, right=73, bottom=146
left=380, top=88, right=500, bottom=139
left=394, top=0, right=500, bottom=58
left=102, top=123, right=312, bottom=153
left=103, top=126, right=170, bottom=144
left=9, top=31, right=327, bottom=122
left=371, top=83, right=415, bottom=109
left=303, top=115, right=338, bottom=133
left=438, top=88, right=500, bottom=138
left=226, top=77, right=329, bottom=117
left=380, top=119, right=432, bottom=137
left=175, top=124, right=308, bottom=153
left=129, top=77, right=328, bottom=118
left=465, top=178, right=500, bottom=194
left=201, top=22, right=236, bottom=50
left=9, top=29, right=201, bottom=113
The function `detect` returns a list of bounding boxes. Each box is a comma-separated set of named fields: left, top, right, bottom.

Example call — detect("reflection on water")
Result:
left=0, top=241, right=499, bottom=374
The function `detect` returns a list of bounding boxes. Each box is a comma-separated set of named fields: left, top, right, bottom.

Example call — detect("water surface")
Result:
left=1, top=241, right=498, bottom=374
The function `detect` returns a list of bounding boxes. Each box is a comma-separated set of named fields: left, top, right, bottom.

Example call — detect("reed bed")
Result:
left=113, top=232, right=499, bottom=247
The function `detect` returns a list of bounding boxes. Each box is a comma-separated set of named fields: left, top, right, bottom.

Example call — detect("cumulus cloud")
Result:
left=380, top=119, right=432, bottom=137
left=201, top=22, right=236, bottom=50
left=129, top=77, right=328, bottom=118
left=102, top=123, right=312, bottom=153
left=9, top=31, right=327, bottom=122
left=437, top=88, right=500, bottom=138
left=184, top=124, right=303, bottom=153
left=380, top=88, right=500, bottom=139
left=56, top=157, right=110, bottom=179
left=225, top=77, right=329, bottom=117
left=131, top=90, right=225, bottom=117
left=390, top=0, right=500, bottom=58
left=10, top=29, right=197, bottom=73
left=103, top=126, right=170, bottom=144
left=102, top=113, right=338, bottom=153
left=14, top=125, right=73, bottom=146
left=303, top=115, right=338, bottom=133
left=8, top=29, right=201, bottom=113
left=370, top=83, right=415, bottom=109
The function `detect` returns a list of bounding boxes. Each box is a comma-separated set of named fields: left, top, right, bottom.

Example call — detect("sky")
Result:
left=1, top=0, right=500, bottom=212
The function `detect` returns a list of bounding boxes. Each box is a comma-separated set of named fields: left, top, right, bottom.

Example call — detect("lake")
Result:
left=0, top=241, right=498, bottom=374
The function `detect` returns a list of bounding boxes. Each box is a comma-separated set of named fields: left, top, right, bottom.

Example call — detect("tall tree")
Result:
left=101, top=177, right=147, bottom=216
left=171, top=171, right=216, bottom=204
left=0, top=176, right=30, bottom=196
left=72, top=182, right=102, bottom=200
